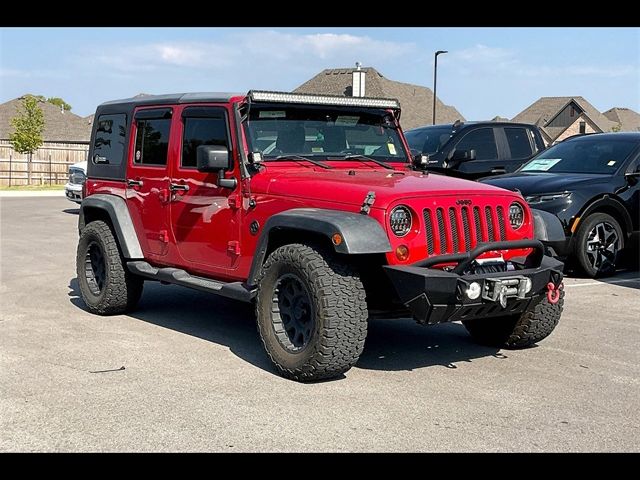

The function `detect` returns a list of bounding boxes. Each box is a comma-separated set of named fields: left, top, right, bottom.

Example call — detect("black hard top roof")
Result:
left=99, top=92, right=244, bottom=108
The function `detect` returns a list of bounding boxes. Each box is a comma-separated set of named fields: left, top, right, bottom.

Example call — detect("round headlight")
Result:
left=389, top=206, right=412, bottom=237
left=509, top=202, right=525, bottom=230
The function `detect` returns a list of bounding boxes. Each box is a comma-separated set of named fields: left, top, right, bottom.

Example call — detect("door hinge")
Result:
left=228, top=195, right=239, bottom=208
left=227, top=240, right=240, bottom=255
left=159, top=230, right=169, bottom=243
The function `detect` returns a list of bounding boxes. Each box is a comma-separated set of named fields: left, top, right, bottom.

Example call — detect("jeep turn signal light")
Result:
left=332, top=233, right=343, bottom=246
left=395, top=245, right=409, bottom=261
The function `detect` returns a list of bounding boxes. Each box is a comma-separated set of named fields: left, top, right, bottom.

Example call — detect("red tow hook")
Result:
left=546, top=282, right=563, bottom=304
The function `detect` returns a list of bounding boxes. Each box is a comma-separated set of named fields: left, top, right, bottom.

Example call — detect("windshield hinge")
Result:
left=360, top=191, right=376, bottom=215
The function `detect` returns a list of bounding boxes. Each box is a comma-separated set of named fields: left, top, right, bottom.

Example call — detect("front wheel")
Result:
left=574, top=213, right=623, bottom=278
left=255, top=243, right=368, bottom=382
left=463, top=289, right=564, bottom=348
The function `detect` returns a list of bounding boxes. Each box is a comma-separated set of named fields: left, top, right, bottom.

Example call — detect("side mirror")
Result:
left=197, top=145, right=230, bottom=172
left=450, top=149, right=476, bottom=163
left=625, top=164, right=640, bottom=182
left=196, top=145, right=237, bottom=189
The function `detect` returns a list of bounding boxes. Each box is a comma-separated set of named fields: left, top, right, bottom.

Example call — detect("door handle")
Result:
left=127, top=179, right=143, bottom=187
left=169, top=183, right=189, bottom=192
left=491, top=168, right=506, bottom=174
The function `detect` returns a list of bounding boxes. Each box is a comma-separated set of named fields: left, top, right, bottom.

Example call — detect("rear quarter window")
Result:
left=92, top=114, right=127, bottom=166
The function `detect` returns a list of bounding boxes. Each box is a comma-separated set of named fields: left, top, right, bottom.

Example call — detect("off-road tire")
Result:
left=76, top=220, right=143, bottom=315
left=255, top=243, right=368, bottom=382
left=574, top=213, right=623, bottom=278
left=463, top=289, right=564, bottom=348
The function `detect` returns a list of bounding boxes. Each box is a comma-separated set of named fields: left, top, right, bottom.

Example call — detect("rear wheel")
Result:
left=574, top=213, right=623, bottom=278
left=76, top=220, right=143, bottom=315
left=255, top=243, right=368, bottom=382
left=463, top=289, right=564, bottom=348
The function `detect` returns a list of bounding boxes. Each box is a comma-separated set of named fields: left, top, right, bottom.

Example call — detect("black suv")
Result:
left=405, top=121, right=546, bottom=180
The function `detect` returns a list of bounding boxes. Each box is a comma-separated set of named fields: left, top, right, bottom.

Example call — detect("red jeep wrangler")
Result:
left=77, top=90, right=565, bottom=382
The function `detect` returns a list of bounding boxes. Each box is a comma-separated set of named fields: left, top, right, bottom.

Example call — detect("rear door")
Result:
left=498, top=125, right=538, bottom=172
left=126, top=107, right=173, bottom=259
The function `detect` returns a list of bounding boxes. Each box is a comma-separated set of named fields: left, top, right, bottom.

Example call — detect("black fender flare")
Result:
left=79, top=194, right=144, bottom=259
left=531, top=209, right=566, bottom=242
left=246, top=208, right=391, bottom=287
left=577, top=195, right=633, bottom=239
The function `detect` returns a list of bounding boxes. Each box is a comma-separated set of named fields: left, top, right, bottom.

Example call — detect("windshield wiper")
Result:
left=272, top=155, right=332, bottom=169
left=341, top=154, right=394, bottom=170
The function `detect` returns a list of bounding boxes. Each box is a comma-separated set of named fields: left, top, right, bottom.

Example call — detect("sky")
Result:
left=1, top=27, right=638, bottom=120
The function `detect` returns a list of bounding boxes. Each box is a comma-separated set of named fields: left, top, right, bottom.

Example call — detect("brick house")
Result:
left=511, top=96, right=617, bottom=145
left=294, top=67, right=465, bottom=130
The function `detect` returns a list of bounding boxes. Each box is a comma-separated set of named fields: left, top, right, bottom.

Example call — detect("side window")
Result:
left=404, top=130, right=428, bottom=151
left=182, top=115, right=229, bottom=168
left=93, top=114, right=127, bottom=165
left=455, top=128, right=497, bottom=160
left=505, top=127, right=533, bottom=159
left=134, top=118, right=171, bottom=166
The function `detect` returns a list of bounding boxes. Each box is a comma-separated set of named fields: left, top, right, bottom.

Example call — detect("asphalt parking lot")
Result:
left=1, top=195, right=639, bottom=452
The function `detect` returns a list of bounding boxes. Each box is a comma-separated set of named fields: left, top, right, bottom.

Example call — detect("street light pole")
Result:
left=432, top=50, right=448, bottom=125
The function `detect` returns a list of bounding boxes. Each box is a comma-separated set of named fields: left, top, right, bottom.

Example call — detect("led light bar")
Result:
left=248, top=90, right=400, bottom=110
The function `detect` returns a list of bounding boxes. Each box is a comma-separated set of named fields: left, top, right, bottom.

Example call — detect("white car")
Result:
left=64, top=161, right=87, bottom=204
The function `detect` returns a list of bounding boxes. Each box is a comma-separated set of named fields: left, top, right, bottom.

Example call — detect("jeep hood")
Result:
left=251, top=167, right=519, bottom=209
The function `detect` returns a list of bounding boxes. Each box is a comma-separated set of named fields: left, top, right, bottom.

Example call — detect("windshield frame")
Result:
left=242, top=103, right=411, bottom=164
left=516, top=138, right=640, bottom=176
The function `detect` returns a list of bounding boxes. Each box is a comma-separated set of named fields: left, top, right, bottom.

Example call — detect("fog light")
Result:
left=395, top=245, right=409, bottom=261
left=466, top=282, right=482, bottom=300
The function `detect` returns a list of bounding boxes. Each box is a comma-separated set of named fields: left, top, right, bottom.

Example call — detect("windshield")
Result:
left=244, top=105, right=408, bottom=163
left=519, top=138, right=638, bottom=174
left=404, top=126, right=452, bottom=155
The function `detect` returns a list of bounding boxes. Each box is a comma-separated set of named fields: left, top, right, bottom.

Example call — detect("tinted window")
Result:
left=521, top=139, right=639, bottom=174
left=93, top=114, right=127, bottom=166
left=182, top=116, right=228, bottom=168
left=505, top=127, right=533, bottom=159
left=134, top=118, right=171, bottom=166
left=405, top=126, right=451, bottom=154
left=455, top=128, right=497, bottom=160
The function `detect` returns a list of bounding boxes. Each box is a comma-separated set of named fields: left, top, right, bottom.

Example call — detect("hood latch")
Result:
left=360, top=191, right=376, bottom=215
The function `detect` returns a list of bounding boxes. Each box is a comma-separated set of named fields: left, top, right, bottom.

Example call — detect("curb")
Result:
left=0, top=190, right=66, bottom=197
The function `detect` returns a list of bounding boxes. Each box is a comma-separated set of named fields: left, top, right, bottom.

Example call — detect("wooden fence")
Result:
left=0, top=140, right=89, bottom=186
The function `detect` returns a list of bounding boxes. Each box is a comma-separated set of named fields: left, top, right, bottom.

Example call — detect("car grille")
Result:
left=69, top=169, right=86, bottom=185
left=422, top=205, right=507, bottom=255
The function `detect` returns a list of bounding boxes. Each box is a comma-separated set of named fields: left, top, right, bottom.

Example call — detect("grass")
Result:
left=0, top=184, right=65, bottom=191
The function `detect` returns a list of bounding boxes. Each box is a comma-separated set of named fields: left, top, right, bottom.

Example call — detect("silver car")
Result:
left=64, top=161, right=87, bottom=204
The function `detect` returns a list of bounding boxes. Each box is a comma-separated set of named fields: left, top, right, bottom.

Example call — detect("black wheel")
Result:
left=76, top=220, right=143, bottom=315
left=255, top=243, right=368, bottom=382
left=574, top=213, right=623, bottom=278
left=463, top=289, right=564, bottom=349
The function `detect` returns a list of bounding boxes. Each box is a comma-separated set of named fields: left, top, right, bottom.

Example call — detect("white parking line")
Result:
left=564, top=278, right=640, bottom=288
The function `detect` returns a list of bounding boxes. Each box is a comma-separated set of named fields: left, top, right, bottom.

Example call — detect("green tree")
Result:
left=611, top=124, right=621, bottom=132
left=47, top=97, right=72, bottom=111
left=9, top=96, right=45, bottom=185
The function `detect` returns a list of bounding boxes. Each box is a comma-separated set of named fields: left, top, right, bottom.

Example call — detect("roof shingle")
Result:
left=603, top=107, right=640, bottom=132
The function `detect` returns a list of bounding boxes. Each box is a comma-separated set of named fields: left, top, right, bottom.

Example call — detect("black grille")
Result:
left=461, top=207, right=472, bottom=251
left=497, top=206, right=506, bottom=240
left=423, top=204, right=508, bottom=255
left=448, top=208, right=459, bottom=253
left=473, top=207, right=483, bottom=243
left=485, top=206, right=495, bottom=241
left=436, top=208, right=446, bottom=254
left=423, top=209, right=435, bottom=255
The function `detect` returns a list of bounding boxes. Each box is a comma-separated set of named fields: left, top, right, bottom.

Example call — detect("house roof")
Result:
left=512, top=96, right=617, bottom=141
left=294, top=67, right=465, bottom=130
left=0, top=96, right=93, bottom=142
left=603, top=107, right=640, bottom=132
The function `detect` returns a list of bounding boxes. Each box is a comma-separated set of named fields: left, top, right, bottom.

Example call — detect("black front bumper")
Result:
left=383, top=240, right=564, bottom=325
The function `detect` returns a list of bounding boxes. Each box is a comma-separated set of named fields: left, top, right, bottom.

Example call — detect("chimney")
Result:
left=352, top=62, right=366, bottom=97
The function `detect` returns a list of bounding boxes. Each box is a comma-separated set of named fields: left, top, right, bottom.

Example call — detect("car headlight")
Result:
left=509, top=202, right=525, bottom=230
left=389, top=205, right=412, bottom=237
left=525, top=192, right=570, bottom=204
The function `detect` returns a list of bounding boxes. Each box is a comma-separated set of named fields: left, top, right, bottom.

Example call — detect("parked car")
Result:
left=481, top=132, right=640, bottom=277
left=75, top=90, right=565, bottom=382
left=405, top=121, right=546, bottom=180
left=64, top=161, right=87, bottom=204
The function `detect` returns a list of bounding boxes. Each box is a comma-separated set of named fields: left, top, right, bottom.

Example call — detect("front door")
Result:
left=168, top=105, right=241, bottom=276
left=126, top=107, right=173, bottom=258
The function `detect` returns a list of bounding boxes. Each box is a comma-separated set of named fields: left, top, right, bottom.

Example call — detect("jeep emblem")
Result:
left=456, top=199, right=472, bottom=206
